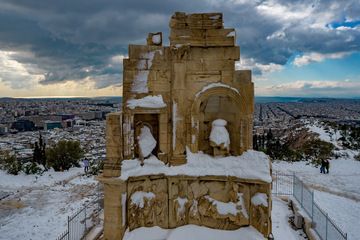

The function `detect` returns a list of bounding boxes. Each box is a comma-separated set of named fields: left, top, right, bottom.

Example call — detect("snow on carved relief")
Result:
left=128, top=179, right=168, bottom=230
left=170, top=179, right=250, bottom=229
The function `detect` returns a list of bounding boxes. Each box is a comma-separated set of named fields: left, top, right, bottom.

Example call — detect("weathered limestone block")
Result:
left=102, top=180, right=127, bottom=240
left=168, top=178, right=252, bottom=230
left=249, top=184, right=272, bottom=236
left=188, top=47, right=240, bottom=60
left=127, top=177, right=168, bottom=230
left=104, top=113, right=122, bottom=177
left=128, top=45, right=166, bottom=60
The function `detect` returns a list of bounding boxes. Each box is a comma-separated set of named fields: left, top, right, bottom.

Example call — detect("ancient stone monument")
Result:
left=98, top=12, right=272, bottom=239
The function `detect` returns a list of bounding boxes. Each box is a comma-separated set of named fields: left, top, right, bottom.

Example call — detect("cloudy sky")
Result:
left=0, top=0, right=359, bottom=98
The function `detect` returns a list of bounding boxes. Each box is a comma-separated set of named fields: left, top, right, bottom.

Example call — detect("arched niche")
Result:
left=190, top=86, right=251, bottom=155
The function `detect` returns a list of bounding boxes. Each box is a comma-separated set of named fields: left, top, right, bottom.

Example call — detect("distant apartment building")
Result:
left=0, top=124, right=8, bottom=135
left=44, top=120, right=63, bottom=131
left=77, top=111, right=103, bottom=120
left=11, top=119, right=35, bottom=132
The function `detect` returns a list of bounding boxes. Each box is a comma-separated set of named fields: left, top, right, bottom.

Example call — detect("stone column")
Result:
left=103, top=113, right=122, bottom=177
left=102, top=179, right=127, bottom=240
left=171, top=62, right=187, bottom=165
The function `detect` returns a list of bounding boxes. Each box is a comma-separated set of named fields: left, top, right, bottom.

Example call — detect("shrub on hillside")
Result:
left=46, top=140, right=84, bottom=171
left=22, top=162, right=42, bottom=175
left=88, top=159, right=104, bottom=175
left=0, top=151, right=22, bottom=175
left=301, top=139, right=334, bottom=166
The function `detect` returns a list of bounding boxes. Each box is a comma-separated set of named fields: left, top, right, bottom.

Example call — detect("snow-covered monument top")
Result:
left=99, top=12, right=272, bottom=240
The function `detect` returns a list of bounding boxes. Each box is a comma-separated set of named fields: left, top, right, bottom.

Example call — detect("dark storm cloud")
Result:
left=0, top=0, right=359, bottom=89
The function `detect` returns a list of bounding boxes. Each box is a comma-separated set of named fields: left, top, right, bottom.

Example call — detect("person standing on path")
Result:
left=83, top=158, right=89, bottom=174
left=320, top=159, right=326, bottom=174
left=324, top=159, right=330, bottom=174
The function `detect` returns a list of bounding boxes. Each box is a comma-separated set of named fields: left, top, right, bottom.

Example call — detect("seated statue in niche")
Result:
left=135, top=122, right=157, bottom=166
left=209, top=119, right=230, bottom=156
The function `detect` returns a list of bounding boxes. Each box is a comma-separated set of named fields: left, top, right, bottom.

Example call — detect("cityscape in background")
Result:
left=1, top=96, right=359, bottom=165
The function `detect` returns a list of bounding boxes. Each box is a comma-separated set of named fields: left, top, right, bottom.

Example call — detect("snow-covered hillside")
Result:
left=0, top=168, right=98, bottom=240
left=274, top=155, right=360, bottom=239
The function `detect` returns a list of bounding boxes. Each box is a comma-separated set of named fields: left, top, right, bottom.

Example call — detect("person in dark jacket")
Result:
left=83, top=158, right=89, bottom=174
left=320, top=159, right=326, bottom=174
left=324, top=159, right=330, bottom=174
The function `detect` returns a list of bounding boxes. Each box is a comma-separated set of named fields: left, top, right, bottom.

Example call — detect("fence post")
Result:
left=293, top=174, right=295, bottom=198
left=67, top=216, right=70, bottom=240
left=275, top=173, right=279, bottom=194
left=301, top=179, right=304, bottom=206
left=85, top=206, right=87, bottom=232
left=311, top=191, right=314, bottom=218
left=325, top=213, right=328, bottom=239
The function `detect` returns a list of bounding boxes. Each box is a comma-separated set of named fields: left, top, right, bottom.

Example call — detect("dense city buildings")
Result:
left=254, top=98, right=360, bottom=137
left=1, top=97, right=359, bottom=163
left=0, top=97, right=120, bottom=162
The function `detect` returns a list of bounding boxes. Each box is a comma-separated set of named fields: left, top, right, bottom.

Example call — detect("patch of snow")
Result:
left=127, top=95, right=166, bottom=109
left=195, top=83, right=239, bottom=98
left=175, top=197, right=188, bottom=214
left=273, top=156, right=360, bottom=239
left=172, top=102, right=177, bottom=151
left=205, top=192, right=248, bottom=218
left=305, top=121, right=341, bottom=148
left=130, top=191, right=155, bottom=208
left=122, top=193, right=127, bottom=226
left=137, top=125, right=157, bottom=158
left=205, top=196, right=238, bottom=215
left=190, top=199, right=198, bottom=215
left=120, top=149, right=271, bottom=182
left=314, top=191, right=360, bottom=240
left=251, top=193, right=268, bottom=207
left=273, top=157, right=360, bottom=198
left=237, top=193, right=248, bottom=218
left=152, top=34, right=161, bottom=44
left=131, top=50, right=162, bottom=93
left=0, top=167, right=83, bottom=189
left=131, top=70, right=149, bottom=93
left=209, top=119, right=230, bottom=148
left=137, top=60, right=147, bottom=69
left=123, top=225, right=265, bottom=240
left=0, top=174, right=98, bottom=240
left=272, top=197, right=307, bottom=240
left=209, top=14, right=221, bottom=20
left=227, top=31, right=236, bottom=37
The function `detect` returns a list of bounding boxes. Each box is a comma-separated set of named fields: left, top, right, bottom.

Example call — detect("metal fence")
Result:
left=273, top=173, right=348, bottom=240
left=272, top=172, right=294, bottom=196
left=56, top=184, right=103, bottom=240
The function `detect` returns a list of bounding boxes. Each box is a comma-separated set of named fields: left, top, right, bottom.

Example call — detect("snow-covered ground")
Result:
left=1, top=120, right=358, bottom=239
left=123, top=225, right=265, bottom=240
left=0, top=168, right=98, bottom=240
left=273, top=121, right=360, bottom=239
left=306, top=121, right=342, bottom=148
left=272, top=197, right=307, bottom=240
left=274, top=159, right=360, bottom=240
left=272, top=122, right=360, bottom=240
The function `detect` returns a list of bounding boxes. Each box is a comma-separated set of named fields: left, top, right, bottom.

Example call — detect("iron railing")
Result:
left=56, top=184, right=103, bottom=240
left=273, top=172, right=348, bottom=240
